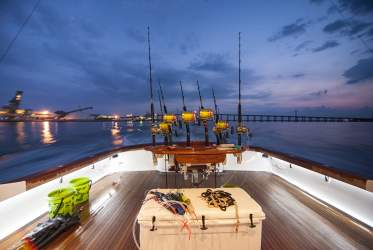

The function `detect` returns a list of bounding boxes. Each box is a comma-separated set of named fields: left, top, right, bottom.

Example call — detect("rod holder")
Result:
left=204, top=122, right=209, bottom=146
left=200, top=215, right=208, bottom=230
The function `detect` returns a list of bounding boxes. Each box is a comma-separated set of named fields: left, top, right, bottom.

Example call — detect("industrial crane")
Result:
left=54, top=107, right=93, bottom=119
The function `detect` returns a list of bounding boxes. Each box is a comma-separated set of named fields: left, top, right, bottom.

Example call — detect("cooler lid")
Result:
left=137, top=188, right=265, bottom=222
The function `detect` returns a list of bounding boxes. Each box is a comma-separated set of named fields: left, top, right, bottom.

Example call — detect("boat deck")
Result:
left=1, top=171, right=372, bottom=249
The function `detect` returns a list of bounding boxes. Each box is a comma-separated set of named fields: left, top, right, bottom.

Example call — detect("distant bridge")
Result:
left=216, top=114, right=373, bottom=122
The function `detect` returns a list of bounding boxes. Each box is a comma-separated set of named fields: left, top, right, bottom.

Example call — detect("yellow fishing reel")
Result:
left=163, top=114, right=177, bottom=123
left=199, top=108, right=214, bottom=121
left=213, top=120, right=229, bottom=133
left=181, top=111, right=195, bottom=123
left=236, top=124, right=250, bottom=135
left=159, top=122, right=171, bottom=135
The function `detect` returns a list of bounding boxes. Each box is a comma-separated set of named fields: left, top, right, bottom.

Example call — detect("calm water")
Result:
left=0, top=121, right=372, bottom=183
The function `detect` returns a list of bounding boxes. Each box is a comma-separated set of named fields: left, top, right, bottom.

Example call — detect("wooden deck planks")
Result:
left=1, top=171, right=372, bottom=249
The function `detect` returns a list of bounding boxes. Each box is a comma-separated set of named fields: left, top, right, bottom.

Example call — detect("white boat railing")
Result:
left=0, top=148, right=372, bottom=241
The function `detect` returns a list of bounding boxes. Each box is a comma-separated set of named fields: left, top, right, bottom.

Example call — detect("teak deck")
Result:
left=1, top=171, right=372, bottom=249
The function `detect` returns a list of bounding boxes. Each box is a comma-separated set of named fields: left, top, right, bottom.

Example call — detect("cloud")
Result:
left=268, top=19, right=308, bottom=42
left=242, top=91, right=272, bottom=100
left=337, top=0, right=373, bottom=15
left=293, top=89, right=328, bottom=101
left=126, top=28, right=146, bottom=43
left=312, top=40, right=340, bottom=52
left=294, top=40, right=312, bottom=51
left=189, top=53, right=233, bottom=73
left=327, top=6, right=338, bottom=14
left=323, top=20, right=350, bottom=33
left=343, top=57, right=373, bottom=84
left=362, top=27, right=373, bottom=38
left=309, top=89, right=328, bottom=97
left=309, top=0, right=325, bottom=4
left=292, top=73, right=305, bottom=78
left=276, top=73, right=305, bottom=79
left=179, top=33, right=199, bottom=55
left=323, top=19, right=372, bottom=36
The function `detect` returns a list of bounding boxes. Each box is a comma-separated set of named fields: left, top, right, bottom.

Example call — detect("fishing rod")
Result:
left=176, top=81, right=186, bottom=130
left=157, top=90, right=163, bottom=116
left=180, top=81, right=187, bottom=112
left=236, top=32, right=249, bottom=146
left=212, top=88, right=218, bottom=122
left=147, top=26, right=156, bottom=146
left=196, top=81, right=213, bottom=146
left=212, top=88, right=220, bottom=145
left=197, top=80, right=204, bottom=109
left=158, top=81, right=178, bottom=144
left=237, top=32, right=242, bottom=146
left=158, top=80, right=168, bottom=114
left=179, top=81, right=193, bottom=146
left=196, top=80, right=204, bottom=126
left=212, top=88, right=229, bottom=145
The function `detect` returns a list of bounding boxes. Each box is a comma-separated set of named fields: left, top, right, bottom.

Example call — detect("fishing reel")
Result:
left=163, top=114, right=177, bottom=123
left=213, top=120, right=229, bottom=134
left=181, top=111, right=196, bottom=123
left=199, top=108, right=214, bottom=121
left=236, top=124, right=250, bottom=135
left=151, top=124, right=161, bottom=135
left=159, top=122, right=171, bottom=135
left=162, top=114, right=176, bottom=135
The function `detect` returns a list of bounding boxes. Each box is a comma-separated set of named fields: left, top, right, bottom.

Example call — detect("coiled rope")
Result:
left=201, top=189, right=240, bottom=232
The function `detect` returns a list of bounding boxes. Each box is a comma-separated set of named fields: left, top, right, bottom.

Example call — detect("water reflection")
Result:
left=16, top=122, right=25, bottom=144
left=111, top=122, right=123, bottom=145
left=126, top=121, right=135, bottom=132
left=41, top=121, right=56, bottom=144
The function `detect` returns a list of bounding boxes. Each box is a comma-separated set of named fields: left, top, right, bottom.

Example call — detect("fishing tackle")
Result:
left=179, top=81, right=194, bottom=146
left=236, top=32, right=249, bottom=146
left=14, top=215, right=80, bottom=249
left=197, top=81, right=213, bottom=146
left=149, top=191, right=186, bottom=215
left=147, top=26, right=156, bottom=146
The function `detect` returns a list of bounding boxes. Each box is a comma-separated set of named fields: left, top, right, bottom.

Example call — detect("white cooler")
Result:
left=137, top=188, right=265, bottom=250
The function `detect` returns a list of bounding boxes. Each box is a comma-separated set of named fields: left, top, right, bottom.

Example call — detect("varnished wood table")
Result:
left=145, top=143, right=246, bottom=187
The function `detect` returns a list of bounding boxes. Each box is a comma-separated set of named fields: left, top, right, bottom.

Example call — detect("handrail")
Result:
left=4, top=143, right=371, bottom=192
left=250, top=146, right=372, bottom=192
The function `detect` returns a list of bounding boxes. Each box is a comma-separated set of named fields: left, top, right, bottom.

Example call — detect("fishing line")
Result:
left=0, top=0, right=42, bottom=65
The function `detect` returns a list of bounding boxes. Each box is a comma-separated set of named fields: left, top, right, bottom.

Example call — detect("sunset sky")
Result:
left=0, top=0, right=372, bottom=116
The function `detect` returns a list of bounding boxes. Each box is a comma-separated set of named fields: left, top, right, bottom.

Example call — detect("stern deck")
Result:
left=1, top=171, right=372, bottom=249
